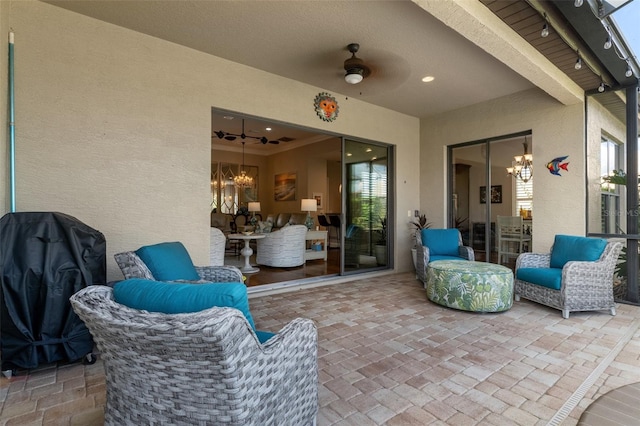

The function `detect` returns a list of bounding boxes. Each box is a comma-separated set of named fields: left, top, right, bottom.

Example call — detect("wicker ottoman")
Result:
left=426, top=260, right=514, bottom=312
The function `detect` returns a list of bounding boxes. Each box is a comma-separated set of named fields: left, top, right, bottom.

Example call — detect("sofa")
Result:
left=265, top=213, right=309, bottom=230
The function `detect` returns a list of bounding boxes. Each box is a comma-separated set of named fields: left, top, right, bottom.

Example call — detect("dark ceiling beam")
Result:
left=551, top=0, right=639, bottom=88
left=527, top=0, right=618, bottom=88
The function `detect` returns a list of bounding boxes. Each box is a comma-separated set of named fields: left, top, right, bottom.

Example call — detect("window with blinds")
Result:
left=600, top=137, right=622, bottom=233
left=515, top=177, right=533, bottom=214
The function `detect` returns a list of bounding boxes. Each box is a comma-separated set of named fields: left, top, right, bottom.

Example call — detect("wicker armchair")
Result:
left=514, top=237, right=623, bottom=318
left=115, top=245, right=243, bottom=283
left=416, top=228, right=474, bottom=286
left=256, top=225, right=307, bottom=267
left=70, top=286, right=318, bottom=426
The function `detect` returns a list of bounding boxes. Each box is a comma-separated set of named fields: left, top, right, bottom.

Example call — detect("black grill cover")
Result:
left=0, top=212, right=106, bottom=370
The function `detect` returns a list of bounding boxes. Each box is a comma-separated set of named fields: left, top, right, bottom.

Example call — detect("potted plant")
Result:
left=375, top=217, right=387, bottom=266
left=410, top=214, right=430, bottom=271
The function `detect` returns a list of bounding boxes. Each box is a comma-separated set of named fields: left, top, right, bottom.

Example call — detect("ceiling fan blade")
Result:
left=268, top=140, right=280, bottom=144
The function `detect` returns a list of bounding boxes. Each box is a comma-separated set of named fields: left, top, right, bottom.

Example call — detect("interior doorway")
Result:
left=449, top=131, right=533, bottom=267
left=211, top=109, right=393, bottom=287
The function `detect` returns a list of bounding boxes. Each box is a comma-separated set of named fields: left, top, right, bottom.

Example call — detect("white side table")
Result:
left=227, top=233, right=266, bottom=273
left=305, top=230, right=328, bottom=261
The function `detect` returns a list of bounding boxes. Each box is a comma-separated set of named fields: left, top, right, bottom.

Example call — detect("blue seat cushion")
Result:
left=549, top=235, right=607, bottom=269
left=422, top=229, right=460, bottom=256
left=135, top=242, right=200, bottom=281
left=113, top=279, right=274, bottom=343
left=430, top=255, right=466, bottom=262
left=517, top=267, right=563, bottom=290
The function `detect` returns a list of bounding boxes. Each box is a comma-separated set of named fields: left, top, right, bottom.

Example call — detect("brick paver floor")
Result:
left=1, top=272, right=639, bottom=425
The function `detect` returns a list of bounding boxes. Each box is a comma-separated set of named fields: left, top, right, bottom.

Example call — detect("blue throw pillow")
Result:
left=135, top=242, right=200, bottom=281
left=422, top=229, right=460, bottom=257
left=113, top=279, right=256, bottom=330
left=549, top=235, right=607, bottom=269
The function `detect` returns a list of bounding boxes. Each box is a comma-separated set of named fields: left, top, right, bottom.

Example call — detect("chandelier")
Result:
left=233, top=141, right=254, bottom=188
left=506, top=137, right=533, bottom=183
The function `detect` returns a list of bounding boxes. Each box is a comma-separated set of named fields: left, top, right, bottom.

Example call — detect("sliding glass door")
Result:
left=449, top=132, right=533, bottom=264
left=342, top=139, right=393, bottom=273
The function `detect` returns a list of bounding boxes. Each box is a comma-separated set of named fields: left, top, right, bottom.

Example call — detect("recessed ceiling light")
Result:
left=365, top=148, right=372, bottom=152
left=223, top=116, right=234, bottom=120
left=422, top=76, right=435, bottom=83
left=265, top=127, right=272, bottom=131
left=347, top=153, right=352, bottom=157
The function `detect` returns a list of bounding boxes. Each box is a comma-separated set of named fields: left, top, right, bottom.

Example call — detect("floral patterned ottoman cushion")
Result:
left=426, top=260, right=514, bottom=312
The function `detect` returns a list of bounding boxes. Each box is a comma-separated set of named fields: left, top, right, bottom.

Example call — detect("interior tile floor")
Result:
left=2, top=272, right=640, bottom=425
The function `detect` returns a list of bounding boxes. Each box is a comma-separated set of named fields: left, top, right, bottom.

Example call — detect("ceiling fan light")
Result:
left=345, top=70, right=364, bottom=84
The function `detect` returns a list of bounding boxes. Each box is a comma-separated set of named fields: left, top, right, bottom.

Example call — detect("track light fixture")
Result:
left=541, top=22, right=549, bottom=38
left=575, top=57, right=582, bottom=70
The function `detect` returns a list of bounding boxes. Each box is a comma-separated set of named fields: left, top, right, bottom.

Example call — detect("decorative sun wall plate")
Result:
left=314, top=92, right=339, bottom=122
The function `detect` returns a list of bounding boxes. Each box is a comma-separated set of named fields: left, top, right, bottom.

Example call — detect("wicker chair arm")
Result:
left=255, top=317, right=318, bottom=419
left=415, top=245, right=430, bottom=283
left=561, top=241, right=623, bottom=293
left=458, top=246, right=475, bottom=261
left=195, top=265, right=244, bottom=282
left=516, top=252, right=551, bottom=269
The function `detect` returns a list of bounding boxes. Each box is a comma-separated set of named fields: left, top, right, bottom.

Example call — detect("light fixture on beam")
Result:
left=541, top=22, right=549, bottom=38
left=625, top=60, right=633, bottom=78
left=575, top=56, right=582, bottom=70
left=604, top=28, right=612, bottom=49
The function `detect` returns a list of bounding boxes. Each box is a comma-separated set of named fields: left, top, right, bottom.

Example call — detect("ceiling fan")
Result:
left=213, top=119, right=280, bottom=144
left=344, top=43, right=372, bottom=85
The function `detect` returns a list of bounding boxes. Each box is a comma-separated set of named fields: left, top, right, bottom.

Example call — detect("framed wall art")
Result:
left=480, top=185, right=502, bottom=204
left=312, top=192, right=323, bottom=209
left=274, top=172, right=296, bottom=201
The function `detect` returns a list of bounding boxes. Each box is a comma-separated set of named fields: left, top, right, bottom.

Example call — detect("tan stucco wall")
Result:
left=1, top=1, right=419, bottom=280
left=421, top=88, right=585, bottom=252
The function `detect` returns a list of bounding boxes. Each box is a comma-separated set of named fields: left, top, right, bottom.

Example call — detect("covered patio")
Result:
left=2, top=272, right=640, bottom=425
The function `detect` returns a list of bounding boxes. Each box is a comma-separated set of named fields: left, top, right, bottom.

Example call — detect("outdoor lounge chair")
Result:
left=514, top=235, right=623, bottom=318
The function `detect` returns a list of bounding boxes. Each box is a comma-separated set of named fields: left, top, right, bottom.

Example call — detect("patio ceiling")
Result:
left=483, top=0, right=639, bottom=124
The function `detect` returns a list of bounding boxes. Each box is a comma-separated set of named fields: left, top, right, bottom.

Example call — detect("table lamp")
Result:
left=301, top=199, right=317, bottom=230
left=248, top=202, right=261, bottom=226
